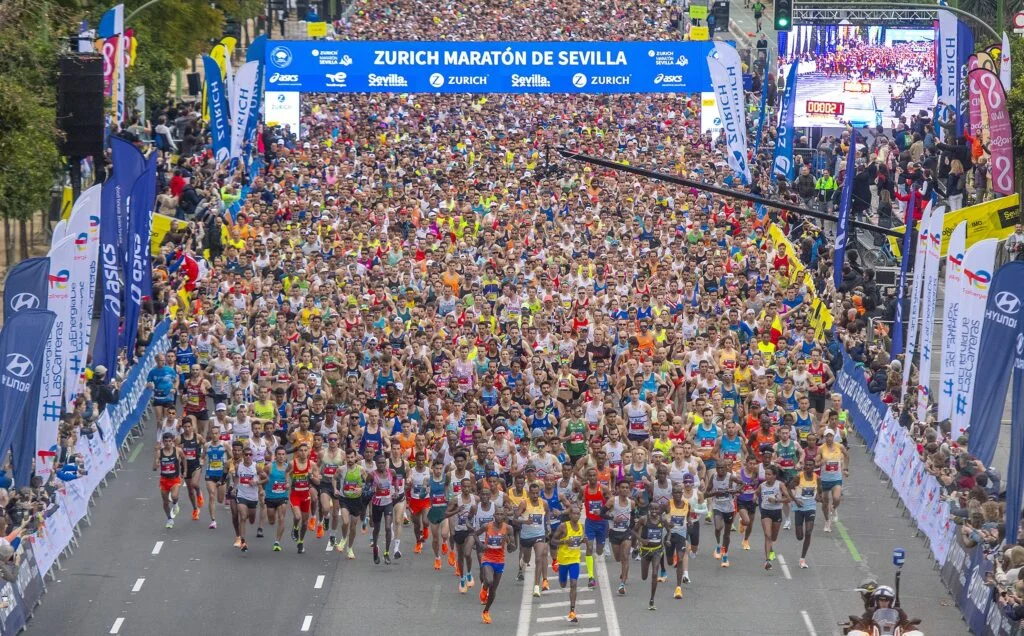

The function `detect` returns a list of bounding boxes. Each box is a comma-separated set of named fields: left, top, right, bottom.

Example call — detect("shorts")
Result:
left=226, top=487, right=236, bottom=501
left=319, top=485, right=335, bottom=499
left=153, top=397, right=175, bottom=407
left=520, top=535, right=545, bottom=550
left=780, top=469, right=798, bottom=484
left=703, top=458, right=717, bottom=471
left=668, top=533, right=688, bottom=555
left=210, top=392, right=228, bottom=404
left=713, top=510, right=735, bottom=526
left=820, top=479, right=842, bottom=492
left=372, top=502, right=394, bottom=524
left=427, top=506, right=448, bottom=525
left=794, top=509, right=816, bottom=526
left=609, top=529, right=631, bottom=545
left=205, top=473, right=225, bottom=484
left=185, top=462, right=201, bottom=480
left=687, top=520, right=701, bottom=547
left=584, top=519, right=608, bottom=543
left=185, top=409, right=209, bottom=421
left=453, top=529, right=472, bottom=545
left=159, top=476, right=181, bottom=493
left=639, top=544, right=664, bottom=560
left=809, top=392, right=827, bottom=412
left=627, top=432, right=650, bottom=443
left=760, top=508, right=783, bottom=523
left=482, top=562, right=505, bottom=575
left=737, top=499, right=757, bottom=515
left=290, top=492, right=312, bottom=513
left=340, top=497, right=365, bottom=517
left=408, top=497, right=430, bottom=515
left=558, top=562, right=580, bottom=585
left=237, top=497, right=258, bottom=510
left=266, top=498, right=288, bottom=510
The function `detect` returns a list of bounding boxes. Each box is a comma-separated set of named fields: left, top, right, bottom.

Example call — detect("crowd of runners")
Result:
left=133, top=0, right=872, bottom=626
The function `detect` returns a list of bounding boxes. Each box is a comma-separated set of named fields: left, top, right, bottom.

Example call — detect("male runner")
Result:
left=667, top=482, right=691, bottom=598
left=707, top=462, right=743, bottom=567
left=318, top=434, right=344, bottom=549
left=204, top=424, right=228, bottom=528
left=263, top=446, right=290, bottom=551
left=234, top=445, right=260, bottom=552
left=288, top=442, right=321, bottom=554
left=791, top=458, right=818, bottom=568
left=153, top=432, right=185, bottom=528
left=633, top=501, right=668, bottom=610
left=338, top=448, right=370, bottom=558
left=477, top=507, right=516, bottom=625
left=551, top=501, right=584, bottom=623
left=607, top=479, right=635, bottom=595
left=179, top=417, right=205, bottom=521
left=370, top=453, right=398, bottom=565
left=582, top=466, right=610, bottom=588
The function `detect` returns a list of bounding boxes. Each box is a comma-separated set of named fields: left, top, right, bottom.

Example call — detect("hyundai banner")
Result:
left=939, top=221, right=967, bottom=422
left=0, top=310, right=55, bottom=474
left=966, top=261, right=1024, bottom=466
left=953, top=239, right=998, bottom=440
left=263, top=40, right=714, bottom=94
left=1006, top=340, right=1024, bottom=545
left=3, top=258, right=50, bottom=323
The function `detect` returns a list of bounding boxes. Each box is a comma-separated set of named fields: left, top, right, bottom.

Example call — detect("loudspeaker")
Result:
left=57, top=54, right=105, bottom=158
left=186, top=72, right=202, bottom=96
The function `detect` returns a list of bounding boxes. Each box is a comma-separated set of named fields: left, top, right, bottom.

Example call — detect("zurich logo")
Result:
left=6, top=353, right=33, bottom=379
left=270, top=46, right=293, bottom=69
left=1017, top=333, right=1024, bottom=356
left=9, top=293, right=39, bottom=311
left=995, top=291, right=1021, bottom=314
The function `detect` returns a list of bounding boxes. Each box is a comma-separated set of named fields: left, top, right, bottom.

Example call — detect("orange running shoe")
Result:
left=414, top=541, right=423, bottom=554
left=434, top=558, right=442, bottom=570
left=481, top=611, right=492, bottom=624
left=455, top=562, right=462, bottom=577
left=197, top=493, right=204, bottom=508
left=448, top=550, right=456, bottom=567
left=233, top=537, right=242, bottom=548
left=308, top=517, right=316, bottom=531
left=316, top=524, right=325, bottom=539
left=480, top=587, right=488, bottom=604
left=541, top=580, right=550, bottom=591
left=191, top=509, right=200, bottom=521
left=441, top=543, right=449, bottom=555
left=552, top=559, right=559, bottom=573
left=422, top=528, right=429, bottom=541
left=458, top=578, right=467, bottom=594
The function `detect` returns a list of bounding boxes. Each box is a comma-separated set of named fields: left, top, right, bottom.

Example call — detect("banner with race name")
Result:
left=833, top=353, right=886, bottom=448
left=0, top=542, right=46, bottom=636
left=887, top=194, right=1020, bottom=259
left=939, top=540, right=1022, bottom=636
left=264, top=40, right=715, bottom=94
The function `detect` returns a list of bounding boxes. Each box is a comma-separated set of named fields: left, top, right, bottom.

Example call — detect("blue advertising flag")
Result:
left=246, top=34, right=267, bottom=64
left=203, top=55, right=231, bottom=163
left=890, top=189, right=917, bottom=360
left=956, top=19, right=975, bottom=136
left=93, top=180, right=123, bottom=376
left=833, top=131, right=856, bottom=290
left=121, top=152, right=157, bottom=359
left=967, top=261, right=1024, bottom=465
left=1007, top=355, right=1024, bottom=545
left=3, top=257, right=50, bottom=322
left=771, top=62, right=798, bottom=183
left=109, top=135, right=146, bottom=265
left=753, top=78, right=769, bottom=155
left=0, top=309, right=56, bottom=477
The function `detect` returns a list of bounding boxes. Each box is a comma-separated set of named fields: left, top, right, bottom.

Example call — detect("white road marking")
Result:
left=536, top=613, right=598, bottom=622
left=430, top=583, right=441, bottom=614
left=594, top=554, right=622, bottom=636
left=533, top=628, right=601, bottom=636
left=538, top=599, right=595, bottom=610
left=800, top=609, right=818, bottom=636
left=301, top=615, right=313, bottom=632
left=516, top=562, right=535, bottom=636
left=131, top=578, right=145, bottom=592
left=778, top=554, right=792, bottom=580
left=542, top=586, right=593, bottom=594
left=314, top=575, right=325, bottom=589
left=151, top=541, right=163, bottom=555
left=109, top=617, right=125, bottom=634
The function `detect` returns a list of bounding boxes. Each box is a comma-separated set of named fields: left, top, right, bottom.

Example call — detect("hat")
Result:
left=492, top=425, right=507, bottom=434
left=215, top=403, right=227, bottom=412
left=823, top=428, right=836, bottom=437
left=94, top=365, right=108, bottom=377
left=682, top=474, right=695, bottom=484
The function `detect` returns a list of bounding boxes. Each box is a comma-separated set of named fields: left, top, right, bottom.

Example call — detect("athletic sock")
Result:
left=586, top=555, right=594, bottom=578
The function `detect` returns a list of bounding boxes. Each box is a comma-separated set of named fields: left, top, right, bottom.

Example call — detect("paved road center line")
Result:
left=594, top=554, right=622, bottom=636
left=834, top=520, right=862, bottom=562
left=777, top=555, right=792, bottom=580
left=109, top=617, right=125, bottom=634
left=151, top=541, right=163, bottom=555
left=131, top=578, right=145, bottom=593
left=314, top=575, right=325, bottom=589
left=800, top=609, right=818, bottom=636
left=301, top=615, right=313, bottom=632
left=516, top=562, right=535, bottom=636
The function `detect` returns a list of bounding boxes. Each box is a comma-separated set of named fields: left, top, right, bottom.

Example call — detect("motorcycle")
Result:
left=843, top=612, right=924, bottom=636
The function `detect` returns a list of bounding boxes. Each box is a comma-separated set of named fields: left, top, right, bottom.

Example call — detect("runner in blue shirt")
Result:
left=146, top=352, right=179, bottom=424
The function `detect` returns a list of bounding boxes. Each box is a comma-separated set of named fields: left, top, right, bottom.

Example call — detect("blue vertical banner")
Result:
left=753, top=75, right=769, bottom=155
left=772, top=62, right=798, bottom=182
left=1007, top=346, right=1024, bottom=545
left=967, top=261, right=1024, bottom=466
left=891, top=189, right=918, bottom=360
left=110, top=136, right=146, bottom=269
left=833, top=130, right=856, bottom=290
left=121, top=151, right=157, bottom=360
left=94, top=180, right=123, bottom=376
left=3, top=257, right=50, bottom=322
left=203, top=54, right=231, bottom=163
left=956, top=19, right=974, bottom=136
left=0, top=309, right=56, bottom=475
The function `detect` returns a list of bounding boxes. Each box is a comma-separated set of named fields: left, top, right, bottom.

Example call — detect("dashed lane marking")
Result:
left=131, top=578, right=145, bottom=592
left=110, top=617, right=125, bottom=634
left=315, top=574, right=325, bottom=589
left=151, top=541, right=163, bottom=555
left=301, top=615, right=313, bottom=631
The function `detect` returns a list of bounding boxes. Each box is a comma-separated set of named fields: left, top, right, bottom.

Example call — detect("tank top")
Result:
left=521, top=499, right=546, bottom=539
left=609, top=496, right=633, bottom=533
left=341, top=465, right=364, bottom=499
left=738, top=468, right=759, bottom=502
left=408, top=467, right=430, bottom=500
left=759, top=480, right=783, bottom=511
left=542, top=486, right=563, bottom=526
left=640, top=517, right=665, bottom=545
left=265, top=461, right=289, bottom=499
left=565, top=420, right=588, bottom=457
left=556, top=522, right=584, bottom=565
left=628, top=464, right=650, bottom=504
left=668, top=499, right=690, bottom=536
left=452, top=494, right=476, bottom=531
left=205, top=444, right=226, bottom=478
left=820, top=444, right=843, bottom=481
left=582, top=484, right=605, bottom=522
left=291, top=459, right=311, bottom=494
left=159, top=449, right=181, bottom=478
left=711, top=474, right=736, bottom=512
left=775, top=440, right=799, bottom=472
left=624, top=402, right=650, bottom=435
left=429, top=476, right=448, bottom=510
left=650, top=479, right=673, bottom=508
left=473, top=501, right=497, bottom=529
left=694, top=424, right=718, bottom=459
left=236, top=462, right=259, bottom=500
left=389, top=458, right=407, bottom=494
left=793, top=472, right=818, bottom=511
left=719, top=435, right=742, bottom=465
left=371, top=470, right=395, bottom=506
left=482, top=523, right=507, bottom=564
left=180, top=435, right=200, bottom=465
left=320, top=450, right=343, bottom=487
left=794, top=411, right=814, bottom=441
left=686, top=488, right=706, bottom=518
left=184, top=380, right=205, bottom=413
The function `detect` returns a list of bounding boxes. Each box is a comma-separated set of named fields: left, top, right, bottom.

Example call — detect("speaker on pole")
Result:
left=186, top=72, right=202, bottom=96
left=57, top=54, right=105, bottom=159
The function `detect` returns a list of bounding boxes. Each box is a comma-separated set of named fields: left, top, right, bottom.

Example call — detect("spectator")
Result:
left=88, top=366, right=120, bottom=415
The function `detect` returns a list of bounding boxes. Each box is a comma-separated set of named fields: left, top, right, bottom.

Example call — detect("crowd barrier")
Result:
left=838, top=349, right=1022, bottom=635
left=0, top=319, right=171, bottom=635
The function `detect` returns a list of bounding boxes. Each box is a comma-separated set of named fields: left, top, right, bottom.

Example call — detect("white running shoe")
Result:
left=799, top=559, right=808, bottom=569
left=171, top=502, right=180, bottom=519
left=823, top=520, right=832, bottom=533
left=208, top=520, right=217, bottom=530
left=782, top=518, right=792, bottom=530
left=165, top=518, right=174, bottom=529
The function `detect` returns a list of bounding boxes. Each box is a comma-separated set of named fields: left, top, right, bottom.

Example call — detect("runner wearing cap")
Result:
left=817, top=428, right=849, bottom=533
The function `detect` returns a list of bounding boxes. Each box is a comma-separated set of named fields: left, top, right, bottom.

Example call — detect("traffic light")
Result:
left=774, top=0, right=793, bottom=31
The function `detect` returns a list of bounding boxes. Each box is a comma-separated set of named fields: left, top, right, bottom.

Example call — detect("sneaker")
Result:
left=172, top=502, right=180, bottom=518
left=721, top=555, right=730, bottom=568
left=568, top=611, right=578, bottom=623
left=682, top=573, right=691, bottom=584
left=308, top=517, right=316, bottom=532
left=588, top=577, right=596, bottom=588
left=361, top=518, right=368, bottom=534
left=347, top=548, right=355, bottom=560
left=191, top=509, right=199, bottom=521
left=552, top=560, right=559, bottom=573
left=541, top=579, right=549, bottom=591
left=674, top=586, right=683, bottom=599
left=394, top=549, right=403, bottom=560
left=297, top=541, right=305, bottom=554
left=256, top=527, right=264, bottom=539
left=516, top=570, right=525, bottom=582
left=764, top=560, right=772, bottom=570
left=657, top=569, right=667, bottom=583
left=337, top=537, right=348, bottom=552
left=291, top=526, right=300, bottom=542
left=233, top=536, right=241, bottom=548
left=532, top=585, right=541, bottom=597
left=316, top=524, right=325, bottom=539
left=208, top=520, right=217, bottom=530
left=481, top=611, right=491, bottom=625
left=799, top=558, right=808, bottom=569
left=422, top=528, right=429, bottom=541
left=441, top=543, right=449, bottom=555
left=373, top=546, right=381, bottom=564
left=768, top=550, right=776, bottom=561
left=240, top=541, right=248, bottom=552
left=197, top=493, right=204, bottom=507
left=713, top=546, right=721, bottom=560
left=466, top=573, right=474, bottom=588
left=648, top=601, right=657, bottom=611
left=447, top=550, right=456, bottom=567
left=273, top=542, right=282, bottom=552
left=329, top=536, right=337, bottom=549
left=459, top=577, right=467, bottom=594
left=165, top=518, right=174, bottom=529
left=823, top=520, right=832, bottom=533
left=617, top=582, right=625, bottom=595
left=384, top=551, right=391, bottom=565
left=742, top=540, right=750, bottom=551
left=480, top=587, right=488, bottom=604
left=783, top=518, right=792, bottom=530
left=414, top=542, right=423, bottom=554
left=434, top=558, right=442, bottom=570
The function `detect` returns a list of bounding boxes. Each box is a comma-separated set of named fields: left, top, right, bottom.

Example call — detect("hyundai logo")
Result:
left=9, top=293, right=39, bottom=311
left=995, top=291, right=1022, bottom=314
left=1017, top=333, right=1024, bottom=356
left=6, top=353, right=33, bottom=379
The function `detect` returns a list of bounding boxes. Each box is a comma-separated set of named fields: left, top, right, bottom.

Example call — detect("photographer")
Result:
left=1006, top=224, right=1024, bottom=263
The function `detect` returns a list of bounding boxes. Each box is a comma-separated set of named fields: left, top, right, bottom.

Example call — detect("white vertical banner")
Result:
left=61, top=184, right=102, bottom=402
left=916, top=208, right=946, bottom=424
left=230, top=61, right=259, bottom=160
left=938, top=221, right=968, bottom=422
left=707, top=43, right=751, bottom=184
left=937, top=10, right=958, bottom=140
left=35, top=235, right=76, bottom=478
left=901, top=202, right=932, bottom=402
left=1001, top=32, right=1012, bottom=93
left=951, top=238, right=998, bottom=440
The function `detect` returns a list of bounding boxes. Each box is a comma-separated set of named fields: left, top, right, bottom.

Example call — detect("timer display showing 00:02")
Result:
left=805, top=100, right=845, bottom=116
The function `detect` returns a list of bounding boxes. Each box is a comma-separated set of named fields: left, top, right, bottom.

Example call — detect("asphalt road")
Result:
left=27, top=426, right=966, bottom=636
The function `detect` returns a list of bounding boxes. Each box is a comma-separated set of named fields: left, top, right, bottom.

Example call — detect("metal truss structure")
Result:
left=793, top=2, right=937, bottom=27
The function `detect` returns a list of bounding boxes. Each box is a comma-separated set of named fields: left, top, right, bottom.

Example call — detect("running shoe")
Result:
left=337, top=537, right=348, bottom=552
left=466, top=573, right=474, bottom=588
left=742, top=540, right=750, bottom=551
left=273, top=542, right=282, bottom=552
left=541, top=579, right=549, bottom=591
left=674, top=586, right=683, bottom=599
left=197, top=493, right=204, bottom=508
left=799, top=558, right=808, bottom=569
left=191, top=509, right=199, bottom=521
left=448, top=550, right=456, bottom=567
left=823, top=520, right=832, bottom=533
left=764, top=560, right=772, bottom=570
left=240, top=541, right=248, bottom=553
left=434, top=558, right=442, bottom=570
left=233, top=536, right=241, bottom=548
left=441, top=542, right=449, bottom=555
left=768, top=550, right=776, bottom=561
left=384, top=551, right=391, bottom=565
left=422, top=527, right=429, bottom=541
left=459, top=576, right=467, bottom=594
left=532, top=585, right=541, bottom=597
left=721, top=555, right=730, bottom=568
left=347, top=548, right=355, bottom=560
left=657, top=569, right=667, bottom=583
left=782, top=518, right=792, bottom=530
left=297, top=541, right=305, bottom=554
left=208, top=520, right=217, bottom=530
left=414, top=541, right=423, bottom=554
left=256, top=527, right=264, bottom=539
left=291, top=525, right=299, bottom=542
left=568, top=611, right=578, bottom=623
left=373, top=546, right=380, bottom=564
left=516, top=570, right=525, bottom=582
left=481, top=611, right=491, bottom=625
left=328, top=536, right=337, bottom=549
left=480, top=587, right=488, bottom=604
left=551, top=559, right=559, bottom=573
left=587, top=577, right=595, bottom=588
left=713, top=546, right=721, bottom=560
left=455, top=562, right=462, bottom=577
left=394, top=549, right=403, bottom=560
left=172, top=502, right=180, bottom=518
left=648, top=601, right=656, bottom=611
left=165, top=518, right=174, bottom=529
left=361, top=518, right=368, bottom=534
left=617, top=582, right=625, bottom=595
left=682, top=573, right=691, bottom=584
left=316, top=524, right=325, bottom=539
left=308, top=517, right=316, bottom=532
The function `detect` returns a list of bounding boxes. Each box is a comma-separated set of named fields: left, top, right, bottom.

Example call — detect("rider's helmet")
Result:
left=872, top=586, right=895, bottom=601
